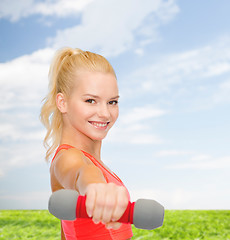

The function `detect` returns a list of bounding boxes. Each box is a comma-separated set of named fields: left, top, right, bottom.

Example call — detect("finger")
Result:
left=85, top=186, right=96, bottom=218
left=111, top=187, right=128, bottom=222
left=101, top=194, right=116, bottom=224
left=106, top=222, right=122, bottom=230
left=92, top=187, right=105, bottom=224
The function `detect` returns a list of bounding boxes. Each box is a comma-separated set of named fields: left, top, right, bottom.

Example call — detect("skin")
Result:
left=50, top=71, right=131, bottom=239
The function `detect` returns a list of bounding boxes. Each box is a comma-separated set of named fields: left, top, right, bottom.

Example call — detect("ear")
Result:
left=56, top=93, right=68, bottom=113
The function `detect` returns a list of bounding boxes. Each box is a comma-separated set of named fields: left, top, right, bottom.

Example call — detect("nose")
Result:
left=97, top=103, right=110, bottom=119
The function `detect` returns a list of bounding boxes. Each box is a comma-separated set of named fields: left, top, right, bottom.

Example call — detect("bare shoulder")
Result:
left=54, top=148, right=90, bottom=170
left=51, top=148, right=94, bottom=190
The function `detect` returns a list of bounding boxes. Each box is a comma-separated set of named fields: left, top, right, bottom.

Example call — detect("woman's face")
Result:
left=62, top=71, right=119, bottom=141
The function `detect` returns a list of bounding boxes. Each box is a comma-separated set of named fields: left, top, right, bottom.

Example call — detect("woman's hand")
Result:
left=85, top=183, right=129, bottom=229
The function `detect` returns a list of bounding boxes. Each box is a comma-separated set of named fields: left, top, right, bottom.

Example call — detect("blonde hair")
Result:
left=40, top=47, right=116, bottom=161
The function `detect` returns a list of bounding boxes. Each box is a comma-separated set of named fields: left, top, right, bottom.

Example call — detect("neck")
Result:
left=60, top=125, right=102, bottom=161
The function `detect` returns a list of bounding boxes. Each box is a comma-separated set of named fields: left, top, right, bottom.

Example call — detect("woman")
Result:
left=40, top=47, right=133, bottom=239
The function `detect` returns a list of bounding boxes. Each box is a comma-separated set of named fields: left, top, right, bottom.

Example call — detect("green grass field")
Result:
left=0, top=210, right=229, bottom=239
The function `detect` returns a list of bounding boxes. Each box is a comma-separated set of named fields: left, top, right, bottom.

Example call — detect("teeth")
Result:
left=91, top=122, right=107, bottom=127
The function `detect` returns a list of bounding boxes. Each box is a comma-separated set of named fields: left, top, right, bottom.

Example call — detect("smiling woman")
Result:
left=40, top=47, right=132, bottom=240
left=57, top=71, right=120, bottom=142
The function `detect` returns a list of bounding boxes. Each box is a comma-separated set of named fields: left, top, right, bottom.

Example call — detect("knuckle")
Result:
left=108, top=182, right=116, bottom=187
left=119, top=186, right=127, bottom=194
left=117, top=188, right=128, bottom=206
left=118, top=198, right=128, bottom=209
left=96, top=197, right=105, bottom=208
left=106, top=200, right=116, bottom=210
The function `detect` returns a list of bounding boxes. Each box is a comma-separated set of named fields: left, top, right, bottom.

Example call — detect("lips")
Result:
left=88, top=121, right=109, bottom=130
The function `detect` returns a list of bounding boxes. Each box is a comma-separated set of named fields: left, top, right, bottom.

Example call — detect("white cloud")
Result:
left=134, top=48, right=145, bottom=56
left=119, top=106, right=166, bottom=124
left=0, top=0, right=94, bottom=22
left=48, top=0, right=179, bottom=57
left=129, top=134, right=163, bottom=145
left=106, top=105, right=166, bottom=144
left=1, top=0, right=179, bottom=54
left=212, top=79, right=230, bottom=104
left=167, top=155, right=230, bottom=170
left=155, top=150, right=194, bottom=157
left=0, top=48, right=53, bottom=176
left=0, top=48, right=54, bottom=110
left=121, top=36, right=230, bottom=103
left=34, top=0, right=94, bottom=17
left=0, top=121, right=45, bottom=142
left=0, top=0, right=33, bottom=22
left=0, top=141, right=46, bottom=177
left=107, top=126, right=163, bottom=145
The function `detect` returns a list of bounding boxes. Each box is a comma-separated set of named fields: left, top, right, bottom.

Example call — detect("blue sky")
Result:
left=0, top=0, right=230, bottom=210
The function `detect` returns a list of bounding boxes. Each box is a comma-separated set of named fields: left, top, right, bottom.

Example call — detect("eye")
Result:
left=108, top=100, right=118, bottom=105
left=85, top=99, right=96, bottom=104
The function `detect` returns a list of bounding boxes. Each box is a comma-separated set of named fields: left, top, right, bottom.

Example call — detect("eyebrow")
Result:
left=82, top=94, right=120, bottom=99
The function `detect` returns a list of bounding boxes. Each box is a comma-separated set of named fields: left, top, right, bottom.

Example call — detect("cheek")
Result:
left=112, top=107, right=119, bottom=122
left=70, top=102, right=90, bottom=118
left=68, top=107, right=83, bottom=125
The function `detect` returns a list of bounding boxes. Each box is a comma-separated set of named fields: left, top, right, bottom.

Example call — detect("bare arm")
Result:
left=52, top=148, right=128, bottom=229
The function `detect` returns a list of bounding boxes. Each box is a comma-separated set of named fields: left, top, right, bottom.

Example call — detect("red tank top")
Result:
left=51, top=144, right=133, bottom=240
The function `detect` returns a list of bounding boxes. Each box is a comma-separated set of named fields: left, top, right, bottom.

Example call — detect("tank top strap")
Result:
left=80, top=150, right=100, bottom=167
left=81, top=150, right=123, bottom=184
left=51, top=144, right=74, bottom=163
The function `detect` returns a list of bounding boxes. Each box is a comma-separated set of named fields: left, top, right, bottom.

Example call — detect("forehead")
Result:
left=75, top=71, right=118, bottom=95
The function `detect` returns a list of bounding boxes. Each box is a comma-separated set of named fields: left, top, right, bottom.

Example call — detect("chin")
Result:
left=89, top=132, right=108, bottom=141
left=91, top=135, right=107, bottom=141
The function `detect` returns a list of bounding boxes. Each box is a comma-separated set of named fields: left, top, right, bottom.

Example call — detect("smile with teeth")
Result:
left=89, top=121, right=109, bottom=129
